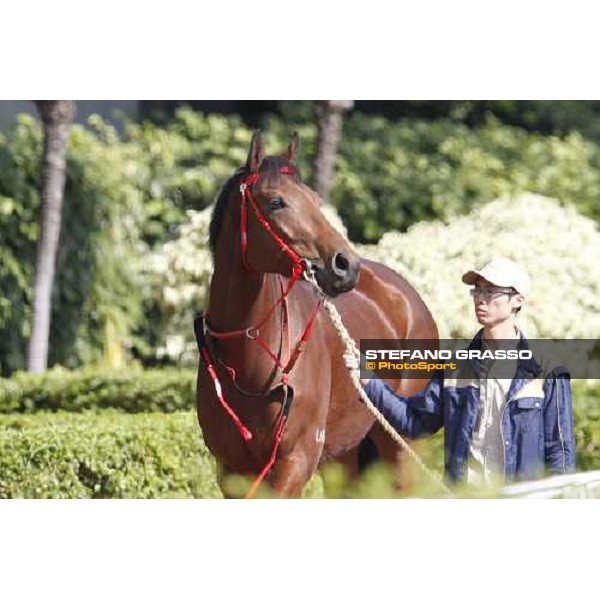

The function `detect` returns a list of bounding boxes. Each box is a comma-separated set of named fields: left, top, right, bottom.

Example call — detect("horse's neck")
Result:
left=207, top=253, right=289, bottom=389
left=208, top=253, right=279, bottom=334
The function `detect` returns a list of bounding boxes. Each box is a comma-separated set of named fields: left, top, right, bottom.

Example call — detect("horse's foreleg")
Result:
left=368, top=422, right=416, bottom=491
left=267, top=451, right=315, bottom=498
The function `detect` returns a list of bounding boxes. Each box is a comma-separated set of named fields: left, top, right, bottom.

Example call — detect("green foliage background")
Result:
left=334, top=114, right=600, bottom=241
left=3, top=107, right=600, bottom=373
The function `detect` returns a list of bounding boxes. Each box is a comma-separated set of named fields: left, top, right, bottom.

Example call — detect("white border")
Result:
left=1, top=500, right=598, bottom=599
left=2, top=3, right=599, bottom=597
left=3, top=1, right=600, bottom=99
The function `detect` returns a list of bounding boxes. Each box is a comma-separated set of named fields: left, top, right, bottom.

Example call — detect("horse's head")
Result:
left=215, top=131, right=360, bottom=297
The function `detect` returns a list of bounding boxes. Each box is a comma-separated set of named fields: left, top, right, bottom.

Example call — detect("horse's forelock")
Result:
left=259, top=156, right=301, bottom=183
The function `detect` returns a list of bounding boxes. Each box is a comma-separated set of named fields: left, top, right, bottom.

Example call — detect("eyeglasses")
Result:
left=469, top=286, right=517, bottom=300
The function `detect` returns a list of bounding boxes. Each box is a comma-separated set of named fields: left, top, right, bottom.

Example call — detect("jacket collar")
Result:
left=467, top=329, right=542, bottom=398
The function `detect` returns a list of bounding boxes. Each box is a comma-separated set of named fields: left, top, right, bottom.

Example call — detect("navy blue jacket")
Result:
left=364, top=330, right=576, bottom=483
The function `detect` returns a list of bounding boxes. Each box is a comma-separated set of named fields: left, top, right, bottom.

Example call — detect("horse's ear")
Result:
left=247, top=130, right=265, bottom=172
left=284, top=132, right=300, bottom=162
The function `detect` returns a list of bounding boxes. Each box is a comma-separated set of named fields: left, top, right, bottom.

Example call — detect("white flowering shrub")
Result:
left=359, top=193, right=600, bottom=339
left=145, top=207, right=214, bottom=363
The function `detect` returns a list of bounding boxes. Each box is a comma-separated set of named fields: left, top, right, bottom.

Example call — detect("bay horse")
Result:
left=196, top=131, right=438, bottom=498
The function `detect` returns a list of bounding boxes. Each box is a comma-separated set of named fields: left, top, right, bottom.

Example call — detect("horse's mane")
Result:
left=209, top=167, right=245, bottom=256
left=209, top=157, right=301, bottom=257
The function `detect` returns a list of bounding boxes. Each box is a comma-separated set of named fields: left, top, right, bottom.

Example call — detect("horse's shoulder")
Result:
left=356, top=257, right=438, bottom=337
left=358, top=258, right=420, bottom=303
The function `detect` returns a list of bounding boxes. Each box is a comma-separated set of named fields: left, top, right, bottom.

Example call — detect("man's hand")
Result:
left=343, top=352, right=368, bottom=386
left=343, top=352, right=359, bottom=370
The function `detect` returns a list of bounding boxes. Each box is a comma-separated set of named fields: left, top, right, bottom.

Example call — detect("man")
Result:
left=345, top=257, right=576, bottom=484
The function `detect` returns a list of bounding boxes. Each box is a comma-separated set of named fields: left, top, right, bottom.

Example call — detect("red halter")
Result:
left=200, top=166, right=322, bottom=497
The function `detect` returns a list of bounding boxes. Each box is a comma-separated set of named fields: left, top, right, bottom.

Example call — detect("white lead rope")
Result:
left=302, top=267, right=454, bottom=497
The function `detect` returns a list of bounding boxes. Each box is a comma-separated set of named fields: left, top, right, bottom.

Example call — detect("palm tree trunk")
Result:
left=27, top=100, right=75, bottom=372
left=312, top=100, right=354, bottom=203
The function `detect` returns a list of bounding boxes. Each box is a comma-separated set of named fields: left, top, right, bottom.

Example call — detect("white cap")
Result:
left=462, top=257, right=530, bottom=296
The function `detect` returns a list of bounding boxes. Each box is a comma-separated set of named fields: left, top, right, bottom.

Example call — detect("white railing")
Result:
left=502, top=470, right=600, bottom=499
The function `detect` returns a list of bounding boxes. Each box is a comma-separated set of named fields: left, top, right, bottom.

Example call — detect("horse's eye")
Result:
left=269, top=196, right=286, bottom=211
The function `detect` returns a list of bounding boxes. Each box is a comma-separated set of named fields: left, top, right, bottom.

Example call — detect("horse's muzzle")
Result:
left=314, top=252, right=360, bottom=297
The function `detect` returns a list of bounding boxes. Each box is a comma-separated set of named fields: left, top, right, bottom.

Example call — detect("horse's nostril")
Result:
left=332, top=252, right=350, bottom=276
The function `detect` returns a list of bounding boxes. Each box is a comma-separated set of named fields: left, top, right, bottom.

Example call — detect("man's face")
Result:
left=471, top=276, right=524, bottom=327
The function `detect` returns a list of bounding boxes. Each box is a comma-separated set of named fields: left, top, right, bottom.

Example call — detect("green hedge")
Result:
left=0, top=411, right=222, bottom=498
left=572, top=381, right=600, bottom=472
left=0, top=410, right=327, bottom=499
left=1, top=370, right=598, bottom=474
left=0, top=380, right=598, bottom=499
left=0, top=400, right=596, bottom=499
left=0, top=368, right=196, bottom=413
left=0, top=369, right=598, bottom=498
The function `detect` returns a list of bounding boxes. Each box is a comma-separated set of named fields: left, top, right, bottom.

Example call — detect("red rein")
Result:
left=199, top=167, right=321, bottom=497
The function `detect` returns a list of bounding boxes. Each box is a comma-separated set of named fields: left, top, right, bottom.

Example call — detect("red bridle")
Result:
left=198, top=166, right=322, bottom=497
left=239, top=166, right=305, bottom=275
